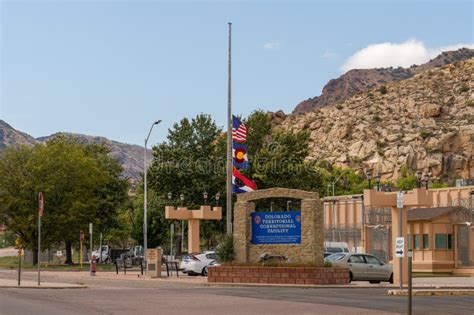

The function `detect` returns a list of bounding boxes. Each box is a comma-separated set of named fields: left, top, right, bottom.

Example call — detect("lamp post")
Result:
left=203, top=192, right=208, bottom=205
left=375, top=173, right=381, bottom=192
left=423, top=172, right=431, bottom=190
left=215, top=192, right=220, bottom=206
left=167, top=192, right=172, bottom=203
left=270, top=201, right=274, bottom=212
left=287, top=201, right=291, bottom=211
left=416, top=171, right=423, bottom=188
left=180, top=194, right=184, bottom=253
left=144, top=120, right=161, bottom=264
left=366, top=170, right=372, bottom=190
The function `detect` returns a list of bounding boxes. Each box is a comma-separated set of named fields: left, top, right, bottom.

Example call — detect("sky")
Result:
left=1, top=0, right=473, bottom=146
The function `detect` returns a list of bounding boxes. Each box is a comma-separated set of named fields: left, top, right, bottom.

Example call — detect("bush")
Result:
left=459, top=83, right=469, bottom=93
left=324, top=261, right=333, bottom=267
left=216, top=234, right=234, bottom=262
left=379, top=85, right=388, bottom=95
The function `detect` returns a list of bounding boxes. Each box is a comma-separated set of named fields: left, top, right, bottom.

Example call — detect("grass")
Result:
left=0, top=255, right=115, bottom=271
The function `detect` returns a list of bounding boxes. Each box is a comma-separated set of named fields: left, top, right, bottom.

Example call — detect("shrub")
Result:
left=324, top=261, right=333, bottom=267
left=379, top=85, right=388, bottom=95
left=216, top=234, right=234, bottom=262
left=336, top=104, right=343, bottom=110
left=459, top=83, right=469, bottom=93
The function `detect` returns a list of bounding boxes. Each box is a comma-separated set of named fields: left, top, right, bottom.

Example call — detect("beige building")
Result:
left=323, top=186, right=474, bottom=274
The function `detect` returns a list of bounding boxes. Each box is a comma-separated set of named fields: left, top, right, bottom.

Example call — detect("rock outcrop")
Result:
left=275, top=58, right=474, bottom=182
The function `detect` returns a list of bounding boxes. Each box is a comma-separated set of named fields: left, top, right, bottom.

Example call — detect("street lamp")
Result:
left=287, top=200, right=291, bottom=211
left=203, top=192, right=208, bottom=205
left=180, top=194, right=185, bottom=207
left=416, top=171, right=423, bottom=188
left=366, top=170, right=372, bottom=190
left=270, top=201, right=274, bottom=212
left=423, top=172, right=431, bottom=190
left=167, top=192, right=172, bottom=202
left=375, top=173, right=381, bottom=192
left=144, top=120, right=161, bottom=264
left=215, top=192, right=220, bottom=206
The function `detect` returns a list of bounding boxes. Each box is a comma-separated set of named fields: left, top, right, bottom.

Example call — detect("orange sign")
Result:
left=147, top=249, right=157, bottom=262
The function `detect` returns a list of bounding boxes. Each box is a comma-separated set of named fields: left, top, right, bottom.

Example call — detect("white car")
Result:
left=180, top=251, right=217, bottom=276
left=325, top=253, right=393, bottom=283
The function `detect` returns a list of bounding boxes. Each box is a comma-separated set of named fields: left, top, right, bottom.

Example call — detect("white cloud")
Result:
left=341, top=39, right=474, bottom=72
left=321, top=50, right=337, bottom=59
left=263, top=41, right=281, bottom=50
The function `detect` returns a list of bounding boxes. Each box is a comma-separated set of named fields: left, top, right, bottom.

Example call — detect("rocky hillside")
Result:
left=274, top=58, right=474, bottom=181
left=293, top=48, right=474, bottom=114
left=0, top=120, right=37, bottom=149
left=0, top=121, right=151, bottom=181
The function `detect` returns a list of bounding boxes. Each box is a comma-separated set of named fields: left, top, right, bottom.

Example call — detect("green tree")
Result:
left=146, top=114, right=226, bottom=251
left=0, top=137, right=129, bottom=264
left=395, top=165, right=418, bottom=191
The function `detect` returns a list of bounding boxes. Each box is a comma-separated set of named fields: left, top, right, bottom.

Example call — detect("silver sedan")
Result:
left=325, top=253, right=393, bottom=284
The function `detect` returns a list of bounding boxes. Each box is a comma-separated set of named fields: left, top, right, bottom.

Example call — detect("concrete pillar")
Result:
left=188, top=220, right=200, bottom=253
left=146, top=248, right=162, bottom=278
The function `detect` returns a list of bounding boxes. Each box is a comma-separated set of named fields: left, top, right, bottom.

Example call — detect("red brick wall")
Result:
left=208, top=266, right=350, bottom=285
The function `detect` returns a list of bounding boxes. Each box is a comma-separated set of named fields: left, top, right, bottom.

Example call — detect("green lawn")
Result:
left=0, top=255, right=115, bottom=271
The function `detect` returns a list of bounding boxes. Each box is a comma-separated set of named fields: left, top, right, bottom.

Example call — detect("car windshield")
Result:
left=325, top=253, right=346, bottom=261
left=327, top=247, right=343, bottom=253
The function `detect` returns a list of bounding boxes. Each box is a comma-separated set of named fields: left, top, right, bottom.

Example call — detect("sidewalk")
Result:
left=1, top=269, right=473, bottom=290
left=0, top=278, right=87, bottom=289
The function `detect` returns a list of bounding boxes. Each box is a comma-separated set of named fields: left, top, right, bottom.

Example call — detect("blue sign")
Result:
left=251, top=211, right=301, bottom=244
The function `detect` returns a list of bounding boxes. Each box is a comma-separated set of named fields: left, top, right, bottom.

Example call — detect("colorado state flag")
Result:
left=233, top=141, right=249, bottom=169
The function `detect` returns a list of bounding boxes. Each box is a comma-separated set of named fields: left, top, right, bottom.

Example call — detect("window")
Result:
left=423, top=234, right=429, bottom=249
left=364, top=255, right=382, bottom=265
left=348, top=255, right=365, bottom=263
left=413, top=234, right=420, bottom=250
left=435, top=234, right=454, bottom=249
left=447, top=234, right=453, bottom=249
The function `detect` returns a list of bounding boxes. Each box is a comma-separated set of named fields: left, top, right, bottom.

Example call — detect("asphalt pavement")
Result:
left=1, top=271, right=473, bottom=315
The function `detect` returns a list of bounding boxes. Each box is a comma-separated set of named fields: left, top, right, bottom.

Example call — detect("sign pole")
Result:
left=37, top=192, right=44, bottom=286
left=408, top=250, right=413, bottom=315
left=80, top=230, right=84, bottom=269
left=170, top=223, right=174, bottom=257
left=99, top=233, right=103, bottom=263
left=397, top=192, right=404, bottom=290
left=18, top=247, right=21, bottom=286
left=89, top=223, right=93, bottom=276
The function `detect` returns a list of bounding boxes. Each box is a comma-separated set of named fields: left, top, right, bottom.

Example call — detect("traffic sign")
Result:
left=397, top=192, right=404, bottom=209
left=395, top=237, right=405, bottom=257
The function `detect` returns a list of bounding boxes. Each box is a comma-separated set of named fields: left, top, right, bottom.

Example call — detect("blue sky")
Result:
left=1, top=1, right=472, bottom=146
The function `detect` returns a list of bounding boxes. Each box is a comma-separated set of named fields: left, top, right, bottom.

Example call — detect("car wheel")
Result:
left=187, top=272, right=198, bottom=277
left=369, top=280, right=381, bottom=284
left=389, top=273, right=393, bottom=284
left=202, top=266, right=208, bottom=277
left=349, top=271, right=353, bottom=283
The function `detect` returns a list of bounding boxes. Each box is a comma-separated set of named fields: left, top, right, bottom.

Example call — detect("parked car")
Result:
left=179, top=251, right=217, bottom=276
left=92, top=245, right=111, bottom=263
left=324, top=241, right=350, bottom=254
left=325, top=253, right=393, bottom=284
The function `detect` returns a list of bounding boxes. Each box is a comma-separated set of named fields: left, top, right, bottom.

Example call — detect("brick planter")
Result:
left=208, top=266, right=350, bottom=285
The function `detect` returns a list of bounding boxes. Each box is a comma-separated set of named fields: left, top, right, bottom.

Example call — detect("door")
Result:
left=347, top=255, right=367, bottom=280
left=364, top=255, right=388, bottom=280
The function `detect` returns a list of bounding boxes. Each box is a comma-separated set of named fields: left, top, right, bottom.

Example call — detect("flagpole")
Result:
left=226, top=22, right=233, bottom=235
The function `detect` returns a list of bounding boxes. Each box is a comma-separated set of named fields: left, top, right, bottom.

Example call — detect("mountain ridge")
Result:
left=293, top=48, right=474, bottom=114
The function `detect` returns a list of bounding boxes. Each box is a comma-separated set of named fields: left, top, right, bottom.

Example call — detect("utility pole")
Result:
left=226, top=22, right=233, bottom=235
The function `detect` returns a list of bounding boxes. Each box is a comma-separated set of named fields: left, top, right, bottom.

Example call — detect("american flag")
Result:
left=232, top=115, right=247, bottom=142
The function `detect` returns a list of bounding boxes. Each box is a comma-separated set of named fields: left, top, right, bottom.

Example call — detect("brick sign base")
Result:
left=208, top=266, right=350, bottom=285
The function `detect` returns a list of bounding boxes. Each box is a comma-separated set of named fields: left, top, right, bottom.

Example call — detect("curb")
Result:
left=0, top=285, right=88, bottom=289
left=203, top=282, right=474, bottom=290
left=387, top=289, right=474, bottom=296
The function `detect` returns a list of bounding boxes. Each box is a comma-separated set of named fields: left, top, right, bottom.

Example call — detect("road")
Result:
left=0, top=273, right=473, bottom=315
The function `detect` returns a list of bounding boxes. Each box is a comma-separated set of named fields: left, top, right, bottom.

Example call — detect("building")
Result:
left=323, top=186, right=474, bottom=274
